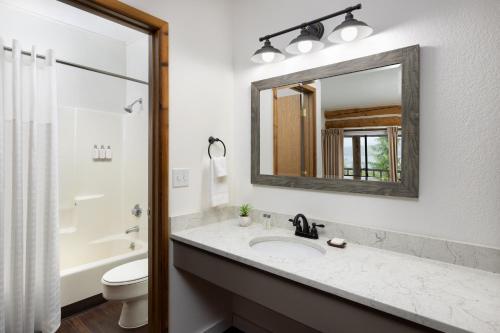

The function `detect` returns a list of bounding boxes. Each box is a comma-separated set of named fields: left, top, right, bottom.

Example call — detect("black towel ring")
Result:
left=208, top=136, right=226, bottom=159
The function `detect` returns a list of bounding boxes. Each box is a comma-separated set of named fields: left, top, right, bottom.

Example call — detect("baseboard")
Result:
left=61, top=293, right=106, bottom=318
left=233, top=315, right=270, bottom=333
left=204, top=318, right=232, bottom=333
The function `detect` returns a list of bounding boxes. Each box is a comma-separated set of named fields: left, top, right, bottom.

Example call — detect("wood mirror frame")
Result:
left=58, top=1, right=169, bottom=331
left=251, top=45, right=419, bottom=198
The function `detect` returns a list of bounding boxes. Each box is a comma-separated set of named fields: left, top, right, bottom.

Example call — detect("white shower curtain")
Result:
left=0, top=40, right=60, bottom=332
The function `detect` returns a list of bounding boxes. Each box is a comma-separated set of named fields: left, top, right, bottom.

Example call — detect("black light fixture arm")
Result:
left=258, top=3, right=362, bottom=42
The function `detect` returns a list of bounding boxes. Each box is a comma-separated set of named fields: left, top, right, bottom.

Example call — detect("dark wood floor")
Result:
left=58, top=301, right=148, bottom=333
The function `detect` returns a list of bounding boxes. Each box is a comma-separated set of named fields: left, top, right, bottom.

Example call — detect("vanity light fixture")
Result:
left=328, top=12, right=373, bottom=43
left=250, top=39, right=285, bottom=64
left=285, top=23, right=325, bottom=55
left=251, top=3, right=373, bottom=64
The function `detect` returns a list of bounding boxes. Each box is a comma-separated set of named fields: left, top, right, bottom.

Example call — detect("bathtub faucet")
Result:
left=131, top=204, right=143, bottom=217
left=125, top=225, right=140, bottom=234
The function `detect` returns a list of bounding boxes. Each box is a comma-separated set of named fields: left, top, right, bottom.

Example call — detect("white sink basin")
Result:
left=249, top=236, right=326, bottom=259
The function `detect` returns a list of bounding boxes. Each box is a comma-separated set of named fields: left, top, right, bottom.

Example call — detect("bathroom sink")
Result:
left=249, top=236, right=326, bottom=259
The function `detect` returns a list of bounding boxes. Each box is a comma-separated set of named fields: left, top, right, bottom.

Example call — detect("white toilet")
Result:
left=101, top=258, right=148, bottom=329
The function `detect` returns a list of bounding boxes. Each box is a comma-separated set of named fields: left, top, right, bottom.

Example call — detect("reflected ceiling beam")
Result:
left=324, top=105, right=401, bottom=119
left=325, top=116, right=401, bottom=129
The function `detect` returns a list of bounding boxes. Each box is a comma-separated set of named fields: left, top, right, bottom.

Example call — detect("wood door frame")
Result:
left=57, top=1, right=169, bottom=332
left=301, top=86, right=317, bottom=177
left=272, top=88, right=279, bottom=175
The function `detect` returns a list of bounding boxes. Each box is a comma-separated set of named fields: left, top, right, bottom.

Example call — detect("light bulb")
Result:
left=340, top=26, right=359, bottom=42
left=261, top=52, right=275, bottom=63
left=297, top=40, right=313, bottom=53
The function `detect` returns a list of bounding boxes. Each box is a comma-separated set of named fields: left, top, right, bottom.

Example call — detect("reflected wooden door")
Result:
left=273, top=85, right=316, bottom=177
left=274, top=92, right=302, bottom=176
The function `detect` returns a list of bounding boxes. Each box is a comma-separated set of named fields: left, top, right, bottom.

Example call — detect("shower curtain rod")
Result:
left=2, top=46, right=148, bottom=85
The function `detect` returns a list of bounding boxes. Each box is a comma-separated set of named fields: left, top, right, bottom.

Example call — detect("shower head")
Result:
left=124, top=98, right=143, bottom=113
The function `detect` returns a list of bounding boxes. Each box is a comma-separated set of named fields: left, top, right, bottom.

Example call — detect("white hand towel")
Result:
left=212, top=156, right=227, bottom=178
left=210, top=158, right=229, bottom=206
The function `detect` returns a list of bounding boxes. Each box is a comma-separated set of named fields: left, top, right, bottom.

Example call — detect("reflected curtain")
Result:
left=322, top=128, right=344, bottom=179
left=387, top=126, right=399, bottom=182
left=0, top=40, right=60, bottom=333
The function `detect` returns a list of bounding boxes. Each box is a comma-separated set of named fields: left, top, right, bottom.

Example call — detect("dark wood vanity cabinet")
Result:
left=172, top=241, right=441, bottom=333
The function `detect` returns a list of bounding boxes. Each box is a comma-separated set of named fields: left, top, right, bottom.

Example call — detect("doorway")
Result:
left=57, top=2, right=169, bottom=331
left=273, top=84, right=317, bottom=177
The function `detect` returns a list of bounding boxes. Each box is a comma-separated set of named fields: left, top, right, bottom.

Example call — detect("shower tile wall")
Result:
left=59, top=107, right=125, bottom=269
left=57, top=41, right=149, bottom=270
left=124, top=37, right=149, bottom=244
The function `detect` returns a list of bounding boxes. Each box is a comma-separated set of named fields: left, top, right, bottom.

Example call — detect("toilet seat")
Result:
left=102, top=259, right=148, bottom=286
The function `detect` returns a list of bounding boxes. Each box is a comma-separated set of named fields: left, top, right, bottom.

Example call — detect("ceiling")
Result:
left=321, top=64, right=402, bottom=110
left=0, top=0, right=146, bottom=44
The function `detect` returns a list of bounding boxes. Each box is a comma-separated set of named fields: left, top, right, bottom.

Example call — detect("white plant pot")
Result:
left=239, top=216, right=251, bottom=227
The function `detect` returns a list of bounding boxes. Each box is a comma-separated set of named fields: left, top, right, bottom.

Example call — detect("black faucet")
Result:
left=288, top=214, right=324, bottom=239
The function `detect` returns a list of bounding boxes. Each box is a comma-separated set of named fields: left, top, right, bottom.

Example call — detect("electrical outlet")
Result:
left=172, top=168, right=189, bottom=188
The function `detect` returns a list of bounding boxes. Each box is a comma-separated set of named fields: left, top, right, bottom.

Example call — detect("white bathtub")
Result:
left=60, top=234, right=147, bottom=306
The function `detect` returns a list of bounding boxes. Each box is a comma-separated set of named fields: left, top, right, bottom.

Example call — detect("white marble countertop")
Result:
left=171, top=220, right=500, bottom=333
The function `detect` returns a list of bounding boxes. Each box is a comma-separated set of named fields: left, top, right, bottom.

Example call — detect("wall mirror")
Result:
left=251, top=45, right=419, bottom=197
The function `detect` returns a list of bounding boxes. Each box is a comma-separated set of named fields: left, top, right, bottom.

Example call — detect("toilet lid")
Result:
left=102, top=259, right=148, bottom=285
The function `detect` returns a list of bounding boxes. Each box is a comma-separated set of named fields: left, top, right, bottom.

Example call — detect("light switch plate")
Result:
left=172, top=168, right=189, bottom=188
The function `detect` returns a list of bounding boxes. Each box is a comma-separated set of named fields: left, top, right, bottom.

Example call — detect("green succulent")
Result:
left=239, top=204, right=251, bottom=217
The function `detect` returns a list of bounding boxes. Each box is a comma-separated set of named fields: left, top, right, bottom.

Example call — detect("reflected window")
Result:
left=343, top=130, right=402, bottom=181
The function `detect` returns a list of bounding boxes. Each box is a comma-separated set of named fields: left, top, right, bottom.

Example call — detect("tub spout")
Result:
left=125, top=225, right=139, bottom=234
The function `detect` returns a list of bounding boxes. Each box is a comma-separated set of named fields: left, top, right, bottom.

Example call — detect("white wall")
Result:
left=0, top=1, right=127, bottom=75
left=0, top=2, right=128, bottom=113
left=123, top=0, right=235, bottom=218
left=259, top=89, right=274, bottom=174
left=231, top=0, right=500, bottom=248
left=121, top=1, right=236, bottom=332
left=0, top=0, right=144, bottom=44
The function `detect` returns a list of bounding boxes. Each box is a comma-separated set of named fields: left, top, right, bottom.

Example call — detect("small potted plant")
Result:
left=239, top=203, right=252, bottom=227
